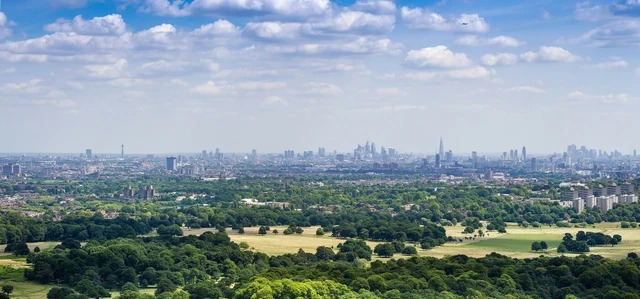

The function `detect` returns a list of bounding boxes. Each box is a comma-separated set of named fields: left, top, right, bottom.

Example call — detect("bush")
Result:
left=401, top=246, right=417, bottom=255
left=621, top=222, right=630, bottom=228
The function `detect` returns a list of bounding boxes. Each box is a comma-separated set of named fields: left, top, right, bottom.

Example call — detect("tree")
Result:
left=463, top=226, right=475, bottom=234
left=315, top=246, right=335, bottom=261
left=238, top=227, right=245, bottom=234
left=628, top=252, right=639, bottom=259
left=295, top=227, right=304, bottom=235
left=401, top=246, right=417, bottom=255
left=258, top=226, right=267, bottom=235
left=47, top=287, right=77, bottom=299
left=62, top=238, right=81, bottom=249
left=2, top=285, right=13, bottom=295
left=531, top=241, right=542, bottom=252
left=316, top=228, right=325, bottom=236
left=11, top=242, right=30, bottom=256
left=157, top=225, right=183, bottom=238
left=374, top=243, right=395, bottom=258
left=184, top=280, right=221, bottom=299
left=563, top=233, right=573, bottom=242
left=121, top=282, right=138, bottom=292
left=540, top=241, right=548, bottom=251
left=75, top=279, right=110, bottom=299
left=613, top=234, right=622, bottom=243
left=557, top=244, right=568, bottom=253
left=239, top=242, right=250, bottom=250
left=272, top=229, right=278, bottom=234
left=34, top=246, right=40, bottom=253
left=155, top=278, right=177, bottom=296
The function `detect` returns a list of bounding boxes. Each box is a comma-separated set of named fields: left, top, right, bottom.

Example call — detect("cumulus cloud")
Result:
left=49, top=0, right=96, bottom=8
left=33, top=99, right=77, bottom=108
left=564, top=19, right=640, bottom=47
left=138, top=59, right=219, bottom=75
left=133, top=0, right=332, bottom=18
left=302, top=82, right=343, bottom=95
left=480, top=53, right=518, bottom=66
left=568, top=91, right=634, bottom=104
left=264, top=37, right=402, bottom=56
left=263, top=96, right=288, bottom=106
left=444, top=66, right=494, bottom=79
left=455, top=35, right=523, bottom=47
left=84, top=58, right=128, bottom=79
left=190, top=81, right=223, bottom=95
left=403, top=46, right=473, bottom=69
left=403, top=72, right=437, bottom=82
left=401, top=7, right=489, bottom=33
left=520, top=46, right=580, bottom=63
left=235, top=81, right=287, bottom=90
left=44, top=14, right=127, bottom=36
left=0, top=13, right=11, bottom=39
left=1, top=79, right=43, bottom=94
left=588, top=57, right=628, bottom=68
left=351, top=0, right=396, bottom=15
left=191, top=19, right=241, bottom=37
left=505, top=86, right=545, bottom=93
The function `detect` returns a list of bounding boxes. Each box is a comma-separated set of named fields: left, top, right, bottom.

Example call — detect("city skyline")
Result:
left=1, top=1, right=640, bottom=153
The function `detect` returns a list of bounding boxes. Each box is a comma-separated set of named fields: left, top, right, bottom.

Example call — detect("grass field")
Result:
left=183, top=223, right=640, bottom=260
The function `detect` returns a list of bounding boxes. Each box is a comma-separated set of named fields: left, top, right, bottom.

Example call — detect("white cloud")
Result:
left=1, top=79, right=42, bottom=94
left=303, top=82, right=343, bottom=95
left=264, top=37, right=402, bottom=56
left=444, top=66, right=494, bottom=79
left=505, top=86, right=545, bottom=93
left=568, top=91, right=634, bottom=104
left=192, top=19, right=240, bottom=37
left=107, top=78, right=155, bottom=87
left=191, top=81, right=223, bottom=95
left=138, top=59, right=219, bottom=75
left=481, top=53, right=518, bottom=66
left=404, top=72, right=437, bottom=82
left=0, top=13, right=11, bottom=39
left=375, top=87, right=404, bottom=96
left=263, top=96, right=288, bottom=106
left=404, top=46, right=473, bottom=69
left=235, top=81, right=287, bottom=90
left=574, top=2, right=612, bottom=21
left=49, top=0, right=95, bottom=8
left=0, top=67, right=15, bottom=75
left=170, top=78, right=189, bottom=86
left=44, top=14, right=127, bottom=36
left=33, top=99, right=77, bottom=108
left=351, top=0, right=396, bottom=15
left=455, top=35, right=523, bottom=47
left=589, top=57, right=628, bottom=69
left=401, top=7, right=489, bottom=33
left=313, top=11, right=395, bottom=34
left=66, top=81, right=84, bottom=89
left=520, top=46, right=580, bottom=63
left=565, top=19, right=640, bottom=47
left=84, top=58, right=128, bottom=79
left=136, top=0, right=332, bottom=18
left=243, top=22, right=309, bottom=40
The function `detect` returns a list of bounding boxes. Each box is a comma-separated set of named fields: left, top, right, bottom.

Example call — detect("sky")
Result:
left=0, top=0, right=640, bottom=155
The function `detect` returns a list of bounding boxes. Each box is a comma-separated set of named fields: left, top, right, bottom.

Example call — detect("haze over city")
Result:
left=1, top=0, right=640, bottom=153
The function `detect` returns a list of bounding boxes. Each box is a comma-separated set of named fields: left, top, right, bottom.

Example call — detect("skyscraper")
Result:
left=435, top=154, right=441, bottom=168
left=531, top=158, right=537, bottom=171
left=166, top=157, right=177, bottom=171
left=121, top=144, right=124, bottom=158
left=86, top=149, right=92, bottom=159
left=522, top=146, right=527, bottom=161
left=438, top=138, right=444, bottom=159
left=202, top=150, right=208, bottom=159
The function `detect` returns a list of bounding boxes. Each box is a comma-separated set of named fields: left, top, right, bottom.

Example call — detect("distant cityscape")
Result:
left=1, top=139, right=639, bottom=183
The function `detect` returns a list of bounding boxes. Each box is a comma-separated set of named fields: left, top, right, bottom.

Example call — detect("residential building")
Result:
left=573, top=198, right=584, bottom=214
left=124, top=186, right=134, bottom=198
left=579, top=188, right=593, bottom=200
left=565, top=189, right=579, bottom=201
left=166, top=157, right=177, bottom=171
left=138, top=186, right=156, bottom=200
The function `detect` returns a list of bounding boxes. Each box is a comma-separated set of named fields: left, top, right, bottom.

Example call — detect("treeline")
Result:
left=558, top=231, right=622, bottom=253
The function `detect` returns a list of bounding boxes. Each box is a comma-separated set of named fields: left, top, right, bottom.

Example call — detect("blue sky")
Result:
left=0, top=0, right=639, bottom=155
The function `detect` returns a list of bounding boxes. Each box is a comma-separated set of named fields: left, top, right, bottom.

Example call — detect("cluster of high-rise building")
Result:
left=123, top=185, right=156, bottom=200
left=2, top=163, right=21, bottom=176
left=567, top=184, right=637, bottom=213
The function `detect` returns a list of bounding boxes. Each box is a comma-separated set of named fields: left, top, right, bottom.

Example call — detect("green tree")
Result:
left=258, top=226, right=267, bottom=235
left=155, top=278, right=177, bottom=296
left=1, top=285, right=13, bottom=295
left=540, top=241, right=548, bottom=250
left=557, top=244, right=568, bottom=253
left=401, top=246, right=417, bottom=255
left=75, top=279, right=110, bottom=299
left=374, top=243, right=395, bottom=258
left=531, top=241, right=542, bottom=252
left=316, top=228, right=325, bottom=236
left=121, top=282, right=138, bottom=292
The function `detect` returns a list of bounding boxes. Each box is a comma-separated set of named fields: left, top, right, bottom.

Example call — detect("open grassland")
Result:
left=419, top=223, right=640, bottom=259
left=183, top=223, right=640, bottom=260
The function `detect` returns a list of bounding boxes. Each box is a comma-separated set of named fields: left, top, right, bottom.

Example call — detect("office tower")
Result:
left=336, top=154, right=345, bottom=162
left=509, top=150, right=514, bottom=160
left=579, top=187, right=593, bottom=200
left=138, top=186, right=156, bottom=200
left=586, top=196, right=596, bottom=208
left=522, top=146, right=527, bottom=161
left=252, top=149, right=257, bottom=158
left=435, top=154, right=441, bottom=168
left=86, top=149, right=92, bottom=159
left=371, top=142, right=377, bottom=155
left=565, top=189, right=579, bottom=201
left=445, top=150, right=453, bottom=163
left=365, top=141, right=371, bottom=154
left=607, top=185, right=621, bottom=196
left=388, top=148, right=396, bottom=156
left=318, top=147, right=326, bottom=157
left=573, top=199, right=584, bottom=214
left=177, top=155, right=183, bottom=165
left=597, top=196, right=613, bottom=212
left=202, top=150, right=208, bottom=159
left=121, top=144, right=124, bottom=158
left=124, top=186, right=134, bottom=198
left=11, top=164, right=20, bottom=175
left=514, top=150, right=518, bottom=160
left=635, top=150, right=637, bottom=158
left=485, top=169, right=493, bottom=180
left=166, top=157, right=177, bottom=171
left=472, top=151, right=477, bottom=161
left=381, top=146, right=387, bottom=157
left=439, top=138, right=444, bottom=159
left=2, top=164, right=19, bottom=176
left=531, top=158, right=537, bottom=171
